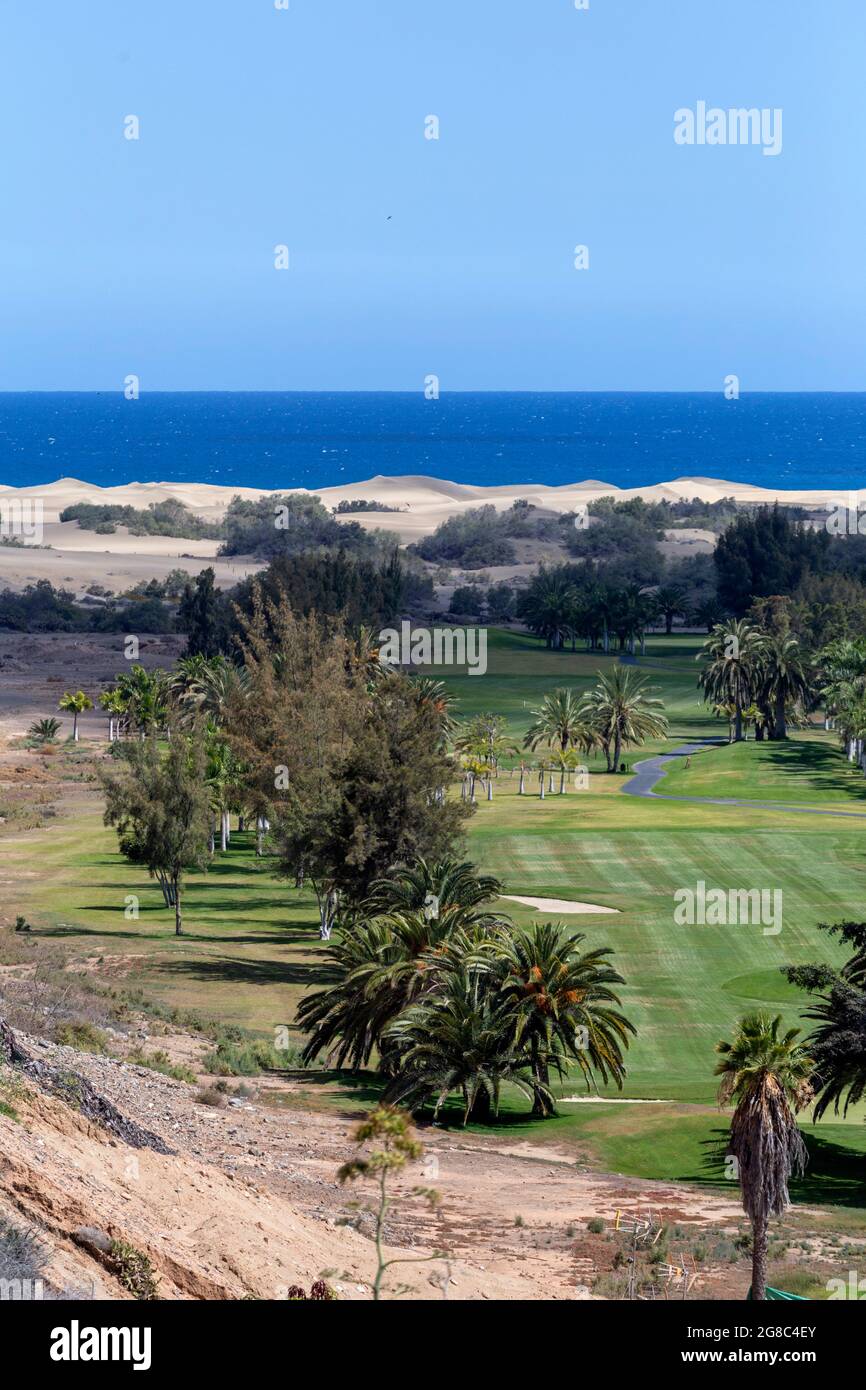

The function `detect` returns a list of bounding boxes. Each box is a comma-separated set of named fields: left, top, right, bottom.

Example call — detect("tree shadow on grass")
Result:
left=764, top=740, right=866, bottom=803
left=152, top=956, right=338, bottom=988
left=700, top=1126, right=866, bottom=1208
left=292, top=1070, right=387, bottom=1113
left=793, top=1132, right=866, bottom=1208
left=38, top=923, right=323, bottom=952
left=77, top=897, right=301, bottom=917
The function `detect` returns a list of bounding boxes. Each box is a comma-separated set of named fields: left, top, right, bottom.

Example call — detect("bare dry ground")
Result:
left=0, top=632, right=185, bottom=743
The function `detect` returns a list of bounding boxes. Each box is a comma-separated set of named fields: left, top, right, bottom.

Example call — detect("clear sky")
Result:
left=2, top=1, right=863, bottom=391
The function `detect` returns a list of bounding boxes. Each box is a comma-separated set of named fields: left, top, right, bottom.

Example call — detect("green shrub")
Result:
left=202, top=1036, right=284, bottom=1077
left=54, top=1021, right=109, bottom=1054
left=126, top=1048, right=196, bottom=1084
left=109, top=1239, right=158, bottom=1300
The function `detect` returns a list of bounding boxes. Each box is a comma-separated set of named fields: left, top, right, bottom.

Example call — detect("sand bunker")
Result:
left=502, top=895, right=619, bottom=915
left=558, top=1097, right=669, bottom=1104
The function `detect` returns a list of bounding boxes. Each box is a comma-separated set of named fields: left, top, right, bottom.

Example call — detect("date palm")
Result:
left=787, top=921, right=866, bottom=1122
left=653, top=584, right=688, bottom=636
left=523, top=688, right=598, bottom=758
left=28, top=717, right=61, bottom=744
left=409, top=676, right=458, bottom=737
left=715, top=1013, right=813, bottom=1301
left=363, top=858, right=506, bottom=931
left=521, top=572, right=578, bottom=651
left=698, top=620, right=765, bottom=742
left=586, top=667, right=668, bottom=772
left=297, top=908, right=488, bottom=1072
left=382, top=965, right=557, bottom=1124
left=758, top=634, right=811, bottom=740
left=494, top=922, right=635, bottom=1115
left=296, top=916, right=403, bottom=1070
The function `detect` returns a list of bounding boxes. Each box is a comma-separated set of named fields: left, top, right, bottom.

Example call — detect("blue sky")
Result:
left=1, top=1, right=863, bottom=390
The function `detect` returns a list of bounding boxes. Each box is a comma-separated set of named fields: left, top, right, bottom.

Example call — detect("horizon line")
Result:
left=2, top=388, right=866, bottom=397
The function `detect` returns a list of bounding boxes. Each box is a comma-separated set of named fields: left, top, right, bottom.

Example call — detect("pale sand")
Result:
left=502, top=894, right=619, bottom=915
left=0, top=471, right=841, bottom=594
left=558, top=1097, right=670, bottom=1104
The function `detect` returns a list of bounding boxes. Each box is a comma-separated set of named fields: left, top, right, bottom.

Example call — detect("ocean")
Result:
left=1, top=392, right=865, bottom=493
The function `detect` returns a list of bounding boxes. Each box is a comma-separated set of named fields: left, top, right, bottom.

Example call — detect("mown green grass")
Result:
left=661, top=734, right=866, bottom=809
left=467, top=778, right=862, bottom=1107
left=5, top=629, right=866, bottom=1201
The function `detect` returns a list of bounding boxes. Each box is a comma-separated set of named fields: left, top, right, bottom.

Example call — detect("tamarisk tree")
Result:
left=101, top=720, right=211, bottom=935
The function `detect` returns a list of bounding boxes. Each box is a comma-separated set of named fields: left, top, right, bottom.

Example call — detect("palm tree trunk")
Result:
left=774, top=694, right=787, bottom=740
left=72, top=713, right=79, bottom=742
left=751, top=1213, right=768, bottom=1300
left=559, top=768, right=566, bottom=794
left=220, top=811, right=228, bottom=852
left=531, top=1043, right=551, bottom=1116
left=612, top=730, right=622, bottom=773
left=734, top=702, right=743, bottom=742
left=518, top=768, right=525, bottom=794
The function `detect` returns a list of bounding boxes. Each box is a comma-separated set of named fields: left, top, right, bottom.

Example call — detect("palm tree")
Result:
left=114, top=665, right=168, bottom=738
left=715, top=1014, right=813, bottom=1301
left=98, top=687, right=128, bottom=743
left=758, top=634, right=811, bottom=740
left=460, top=756, right=489, bottom=803
left=205, top=733, right=238, bottom=851
left=408, top=676, right=458, bottom=738
left=171, top=655, right=249, bottom=729
left=363, top=858, right=506, bottom=931
left=787, top=922, right=866, bottom=1122
left=521, top=572, right=578, bottom=651
left=454, top=713, right=518, bottom=776
left=28, top=717, right=61, bottom=744
left=382, top=965, right=556, bottom=1124
left=548, top=746, right=578, bottom=794
left=818, top=638, right=866, bottom=758
left=698, top=620, right=765, bottom=742
left=586, top=666, right=669, bottom=772
left=494, top=922, right=635, bottom=1114
left=653, top=584, right=688, bottom=636
left=58, top=689, right=93, bottom=741
left=296, top=916, right=405, bottom=1071
left=523, top=688, right=597, bottom=757
left=693, top=598, right=726, bottom=633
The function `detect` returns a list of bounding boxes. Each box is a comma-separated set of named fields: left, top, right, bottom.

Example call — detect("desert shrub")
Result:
left=202, top=1036, right=284, bottom=1076
left=54, top=1022, right=109, bottom=1054
left=195, top=1086, right=228, bottom=1108
left=126, top=1048, right=196, bottom=1084
left=0, top=1217, right=47, bottom=1285
left=109, top=1239, right=158, bottom=1300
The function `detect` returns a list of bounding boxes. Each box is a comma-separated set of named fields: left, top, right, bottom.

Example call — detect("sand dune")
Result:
left=0, top=472, right=843, bottom=594
left=0, top=471, right=849, bottom=523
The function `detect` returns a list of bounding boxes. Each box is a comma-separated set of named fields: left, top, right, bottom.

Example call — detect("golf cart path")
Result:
left=622, top=740, right=866, bottom=820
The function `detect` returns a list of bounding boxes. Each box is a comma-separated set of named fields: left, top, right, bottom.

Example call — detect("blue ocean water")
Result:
left=1, top=393, right=865, bottom=493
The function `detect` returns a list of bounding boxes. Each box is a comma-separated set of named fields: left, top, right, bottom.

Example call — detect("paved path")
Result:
left=621, top=740, right=866, bottom=821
